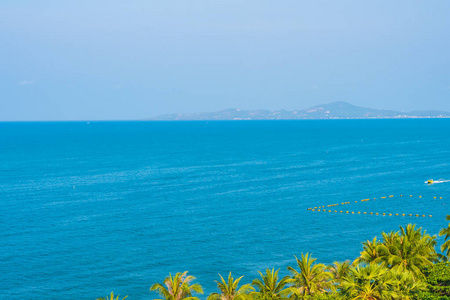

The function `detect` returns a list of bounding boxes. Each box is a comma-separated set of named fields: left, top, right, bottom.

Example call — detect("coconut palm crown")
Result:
left=251, top=268, right=293, bottom=300
left=439, top=215, right=450, bottom=257
left=150, top=271, right=203, bottom=300
left=340, top=263, right=399, bottom=300
left=328, top=260, right=351, bottom=286
left=207, top=272, right=254, bottom=300
left=355, top=224, right=437, bottom=279
left=288, top=253, right=333, bottom=297
left=96, top=291, right=128, bottom=300
left=353, top=237, right=382, bottom=266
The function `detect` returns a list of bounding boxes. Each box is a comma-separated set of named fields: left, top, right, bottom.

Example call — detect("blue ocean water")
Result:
left=0, top=120, right=449, bottom=299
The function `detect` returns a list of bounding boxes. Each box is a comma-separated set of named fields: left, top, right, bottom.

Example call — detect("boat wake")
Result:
left=425, top=179, right=450, bottom=184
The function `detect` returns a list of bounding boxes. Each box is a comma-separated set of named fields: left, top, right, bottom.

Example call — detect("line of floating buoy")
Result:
left=307, top=194, right=443, bottom=215
left=309, top=209, right=433, bottom=218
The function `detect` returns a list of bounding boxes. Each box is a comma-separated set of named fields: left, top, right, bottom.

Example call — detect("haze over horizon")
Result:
left=1, top=1, right=450, bottom=121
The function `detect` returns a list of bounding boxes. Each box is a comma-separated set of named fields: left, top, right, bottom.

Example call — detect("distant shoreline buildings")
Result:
left=149, top=101, right=450, bottom=121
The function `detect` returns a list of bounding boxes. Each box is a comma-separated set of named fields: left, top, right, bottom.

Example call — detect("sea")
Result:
left=0, top=119, right=449, bottom=299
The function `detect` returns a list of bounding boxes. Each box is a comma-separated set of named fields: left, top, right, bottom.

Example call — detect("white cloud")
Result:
left=18, top=80, right=34, bottom=85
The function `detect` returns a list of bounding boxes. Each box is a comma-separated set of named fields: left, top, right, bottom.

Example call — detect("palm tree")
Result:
left=251, top=268, right=293, bottom=300
left=439, top=215, right=450, bottom=256
left=288, top=253, right=333, bottom=297
left=340, top=263, right=399, bottom=300
left=207, top=272, right=254, bottom=300
left=150, top=271, right=203, bottom=300
left=96, top=291, right=128, bottom=300
left=379, top=224, right=437, bottom=279
left=353, top=238, right=382, bottom=266
left=389, top=269, right=427, bottom=300
left=354, top=224, right=437, bottom=279
left=328, top=261, right=351, bottom=286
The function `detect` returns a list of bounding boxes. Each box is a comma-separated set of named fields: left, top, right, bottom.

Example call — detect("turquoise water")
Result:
left=1, top=120, right=449, bottom=299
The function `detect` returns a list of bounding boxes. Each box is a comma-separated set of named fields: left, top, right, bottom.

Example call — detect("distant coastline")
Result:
left=148, top=101, right=450, bottom=121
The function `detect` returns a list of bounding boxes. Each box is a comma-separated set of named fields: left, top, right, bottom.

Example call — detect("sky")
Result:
left=1, top=1, right=449, bottom=121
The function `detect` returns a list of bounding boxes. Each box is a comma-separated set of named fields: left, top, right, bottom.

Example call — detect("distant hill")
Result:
left=148, top=101, right=450, bottom=120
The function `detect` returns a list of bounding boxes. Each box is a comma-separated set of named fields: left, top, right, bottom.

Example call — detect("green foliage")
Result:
left=109, top=218, right=450, bottom=300
left=413, top=293, right=450, bottom=300
left=424, top=263, right=450, bottom=286
left=208, top=272, right=254, bottom=300
left=440, top=215, right=450, bottom=257
left=340, top=263, right=400, bottom=299
left=414, top=262, right=450, bottom=299
left=298, top=294, right=337, bottom=300
left=355, top=224, right=437, bottom=279
left=353, top=237, right=382, bottom=265
left=328, top=260, right=351, bottom=286
left=251, top=268, right=293, bottom=300
left=390, top=269, right=427, bottom=299
left=288, top=253, right=333, bottom=297
left=150, top=271, right=203, bottom=300
left=96, top=291, right=128, bottom=300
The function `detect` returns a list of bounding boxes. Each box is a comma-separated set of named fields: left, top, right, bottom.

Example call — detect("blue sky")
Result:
left=1, top=1, right=449, bottom=120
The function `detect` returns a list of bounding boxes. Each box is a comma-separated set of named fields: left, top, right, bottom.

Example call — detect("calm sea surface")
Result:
left=1, top=120, right=449, bottom=299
